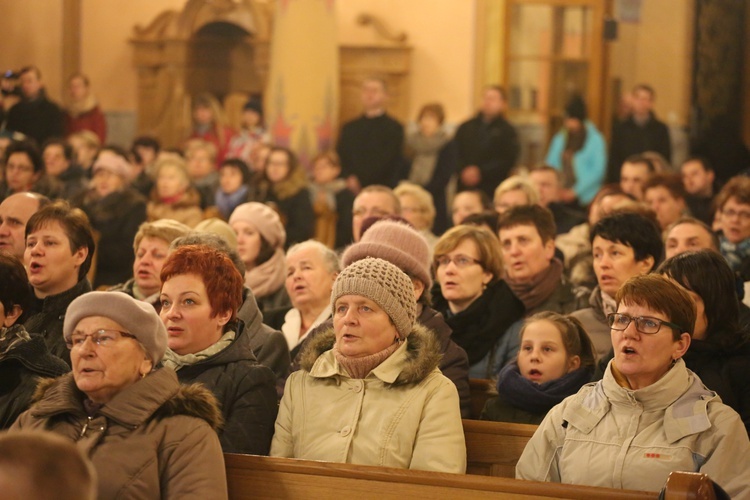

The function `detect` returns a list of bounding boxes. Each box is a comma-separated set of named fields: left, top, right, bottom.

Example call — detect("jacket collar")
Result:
left=32, top=278, right=92, bottom=315
left=299, top=323, right=442, bottom=386
left=564, top=360, right=718, bottom=442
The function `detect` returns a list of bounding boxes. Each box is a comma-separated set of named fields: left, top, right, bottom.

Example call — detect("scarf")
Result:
left=720, top=234, right=750, bottom=273
left=407, top=130, right=449, bottom=186
left=159, top=191, right=186, bottom=205
left=561, top=127, right=587, bottom=190
left=246, top=248, right=286, bottom=299
left=67, top=94, right=98, bottom=117
left=333, top=340, right=401, bottom=379
left=601, top=289, right=617, bottom=317
left=438, top=280, right=525, bottom=366
left=505, top=258, right=564, bottom=310
left=162, top=330, right=236, bottom=371
left=215, top=184, right=249, bottom=219
left=309, top=179, right=347, bottom=211
left=496, top=361, right=594, bottom=414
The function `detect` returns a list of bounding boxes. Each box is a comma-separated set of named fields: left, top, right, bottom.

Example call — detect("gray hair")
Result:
left=286, top=240, right=341, bottom=275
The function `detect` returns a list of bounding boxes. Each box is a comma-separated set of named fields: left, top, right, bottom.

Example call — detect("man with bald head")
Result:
left=0, top=192, right=49, bottom=258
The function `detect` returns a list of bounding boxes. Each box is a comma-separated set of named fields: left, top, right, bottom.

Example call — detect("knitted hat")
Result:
left=243, top=98, right=263, bottom=118
left=331, top=257, right=417, bottom=339
left=228, top=202, right=286, bottom=248
left=194, top=218, right=238, bottom=251
left=93, top=150, right=132, bottom=182
left=133, top=219, right=192, bottom=252
left=342, top=219, right=431, bottom=289
left=63, top=292, right=167, bottom=365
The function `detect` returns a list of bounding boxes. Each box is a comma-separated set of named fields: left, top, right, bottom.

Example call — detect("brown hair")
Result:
left=520, top=311, right=596, bottom=368
left=433, top=225, right=504, bottom=282
left=714, top=175, right=750, bottom=211
left=417, top=102, right=445, bottom=124
left=160, top=245, right=244, bottom=321
left=497, top=204, right=556, bottom=244
left=25, top=200, right=95, bottom=281
left=643, top=173, right=686, bottom=201
left=615, top=274, right=696, bottom=340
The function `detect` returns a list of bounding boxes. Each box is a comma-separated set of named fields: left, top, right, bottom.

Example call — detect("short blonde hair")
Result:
left=494, top=175, right=539, bottom=206
left=394, top=182, right=436, bottom=229
left=153, top=153, right=190, bottom=188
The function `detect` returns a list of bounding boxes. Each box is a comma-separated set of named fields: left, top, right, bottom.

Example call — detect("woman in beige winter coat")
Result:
left=146, top=154, right=203, bottom=227
left=11, top=291, right=228, bottom=500
left=271, top=257, right=466, bottom=473
left=516, top=274, right=750, bottom=499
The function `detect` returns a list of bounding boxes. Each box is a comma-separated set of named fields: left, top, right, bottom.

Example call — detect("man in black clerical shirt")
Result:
left=454, top=85, right=520, bottom=198
left=336, top=77, right=404, bottom=191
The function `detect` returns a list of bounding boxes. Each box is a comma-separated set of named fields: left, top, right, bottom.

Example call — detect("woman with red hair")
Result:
left=159, top=245, right=278, bottom=454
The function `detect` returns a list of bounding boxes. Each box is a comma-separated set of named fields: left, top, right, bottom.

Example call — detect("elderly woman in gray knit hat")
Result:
left=271, top=257, right=466, bottom=473
left=12, top=291, right=229, bottom=499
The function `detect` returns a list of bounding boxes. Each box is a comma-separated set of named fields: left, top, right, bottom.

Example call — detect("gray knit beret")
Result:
left=341, top=220, right=432, bottom=289
left=331, top=257, right=417, bottom=339
left=63, top=292, right=167, bottom=364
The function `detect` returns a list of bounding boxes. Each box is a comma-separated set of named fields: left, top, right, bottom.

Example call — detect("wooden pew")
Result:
left=469, top=378, right=495, bottom=419
left=225, top=454, right=703, bottom=500
left=462, top=418, right=537, bottom=477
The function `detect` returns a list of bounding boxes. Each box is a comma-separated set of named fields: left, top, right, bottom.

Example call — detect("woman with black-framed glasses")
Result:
left=431, top=224, right=525, bottom=378
left=517, top=274, right=750, bottom=497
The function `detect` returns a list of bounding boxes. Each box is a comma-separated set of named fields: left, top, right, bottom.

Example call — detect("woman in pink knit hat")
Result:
left=229, top=202, right=290, bottom=312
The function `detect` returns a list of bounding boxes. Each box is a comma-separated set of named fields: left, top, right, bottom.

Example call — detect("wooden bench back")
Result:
left=463, top=418, right=537, bottom=477
left=225, top=454, right=666, bottom=500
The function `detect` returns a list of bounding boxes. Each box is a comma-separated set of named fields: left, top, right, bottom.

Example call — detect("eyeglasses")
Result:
left=607, top=313, right=683, bottom=335
left=435, top=254, right=482, bottom=268
left=66, top=329, right=137, bottom=349
left=722, top=209, right=750, bottom=221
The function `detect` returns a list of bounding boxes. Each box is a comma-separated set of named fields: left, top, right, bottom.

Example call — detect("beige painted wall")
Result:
left=1, top=0, right=696, bottom=130
left=336, top=0, right=477, bottom=124
left=0, top=0, right=64, bottom=101
left=609, top=0, right=693, bottom=127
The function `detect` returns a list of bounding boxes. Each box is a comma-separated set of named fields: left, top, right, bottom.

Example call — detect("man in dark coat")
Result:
left=607, top=83, right=671, bottom=183
left=336, top=77, right=404, bottom=190
left=6, top=66, right=64, bottom=146
left=455, top=85, right=520, bottom=198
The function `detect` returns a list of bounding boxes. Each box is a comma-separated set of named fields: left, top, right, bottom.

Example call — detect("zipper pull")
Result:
left=80, top=416, right=93, bottom=437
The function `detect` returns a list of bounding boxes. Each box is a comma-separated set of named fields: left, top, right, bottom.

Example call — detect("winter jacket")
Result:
left=237, top=287, right=291, bottom=386
left=267, top=188, right=315, bottom=248
left=570, top=286, right=614, bottom=361
left=171, top=321, right=278, bottom=454
left=23, top=278, right=92, bottom=366
left=56, top=163, right=88, bottom=201
left=146, top=187, right=203, bottom=228
left=6, top=92, right=64, bottom=145
left=283, top=306, right=472, bottom=417
left=75, top=187, right=147, bottom=288
left=271, top=325, right=466, bottom=473
left=336, top=113, right=405, bottom=188
left=65, top=102, right=107, bottom=143
left=12, top=369, right=228, bottom=500
left=0, top=326, right=69, bottom=429
left=682, top=337, right=750, bottom=437
left=545, top=120, right=607, bottom=205
left=516, top=360, right=750, bottom=499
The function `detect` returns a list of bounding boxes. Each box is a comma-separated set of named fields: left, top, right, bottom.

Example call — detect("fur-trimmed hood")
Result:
left=30, top=369, right=223, bottom=431
left=298, top=323, right=443, bottom=386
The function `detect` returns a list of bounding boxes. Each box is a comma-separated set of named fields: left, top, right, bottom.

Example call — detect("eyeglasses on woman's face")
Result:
left=435, top=254, right=482, bottom=269
left=607, top=313, right=682, bottom=335
left=66, top=329, right=137, bottom=349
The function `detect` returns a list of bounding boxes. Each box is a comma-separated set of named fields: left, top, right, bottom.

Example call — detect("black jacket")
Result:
left=23, top=279, right=92, bottom=366
left=337, top=113, right=405, bottom=188
left=6, top=92, right=64, bottom=145
left=607, top=112, right=671, bottom=182
left=454, top=113, right=520, bottom=197
left=75, top=187, right=147, bottom=288
left=171, top=322, right=279, bottom=454
left=0, top=326, right=70, bottom=428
